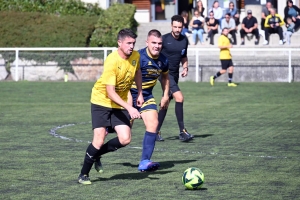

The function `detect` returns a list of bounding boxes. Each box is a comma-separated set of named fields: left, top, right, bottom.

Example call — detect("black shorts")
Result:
left=220, top=59, right=234, bottom=70
left=91, top=103, right=130, bottom=130
left=160, top=74, right=180, bottom=100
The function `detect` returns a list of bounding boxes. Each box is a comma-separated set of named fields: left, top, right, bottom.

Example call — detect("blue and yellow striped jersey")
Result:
left=131, top=47, right=168, bottom=100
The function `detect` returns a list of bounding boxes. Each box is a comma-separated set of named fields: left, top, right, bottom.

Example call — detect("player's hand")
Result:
left=275, top=23, right=279, bottom=27
left=136, top=93, right=144, bottom=107
left=159, top=96, right=169, bottom=110
left=181, top=68, right=188, bottom=77
left=128, top=107, right=141, bottom=119
left=229, top=44, right=233, bottom=48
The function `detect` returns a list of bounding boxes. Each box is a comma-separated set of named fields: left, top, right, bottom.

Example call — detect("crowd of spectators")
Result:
left=181, top=0, right=300, bottom=46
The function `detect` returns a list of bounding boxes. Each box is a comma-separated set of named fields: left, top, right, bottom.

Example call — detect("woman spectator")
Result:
left=284, top=0, right=300, bottom=32
left=190, top=10, right=205, bottom=45
left=208, top=1, right=223, bottom=29
left=194, top=0, right=205, bottom=18
left=225, top=1, right=240, bottom=30
left=181, top=11, right=191, bottom=37
left=206, top=11, right=219, bottom=45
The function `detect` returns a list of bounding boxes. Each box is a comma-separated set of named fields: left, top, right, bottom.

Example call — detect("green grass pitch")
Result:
left=0, top=81, right=300, bottom=200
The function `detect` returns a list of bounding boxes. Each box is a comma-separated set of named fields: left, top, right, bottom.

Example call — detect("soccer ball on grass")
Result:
left=182, top=167, right=204, bottom=190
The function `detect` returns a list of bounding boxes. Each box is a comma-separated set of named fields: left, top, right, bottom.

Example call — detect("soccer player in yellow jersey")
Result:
left=210, top=27, right=237, bottom=87
left=78, top=29, right=144, bottom=185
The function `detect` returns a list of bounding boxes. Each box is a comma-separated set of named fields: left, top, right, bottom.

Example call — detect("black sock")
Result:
left=157, top=107, right=168, bottom=132
left=214, top=72, right=221, bottom=79
left=80, top=144, right=98, bottom=176
left=96, top=137, right=124, bottom=156
left=228, top=73, right=233, bottom=83
left=175, top=102, right=185, bottom=131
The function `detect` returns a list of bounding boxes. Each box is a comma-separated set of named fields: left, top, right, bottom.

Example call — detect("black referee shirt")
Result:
left=161, top=33, right=188, bottom=78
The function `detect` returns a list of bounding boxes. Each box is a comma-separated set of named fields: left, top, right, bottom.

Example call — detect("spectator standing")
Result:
left=194, top=0, right=205, bottom=17
left=284, top=0, right=300, bottom=32
left=206, top=11, right=219, bottom=45
left=209, top=1, right=223, bottom=28
left=240, top=10, right=259, bottom=45
left=190, top=10, right=205, bottom=45
left=261, top=2, right=272, bottom=30
left=222, top=13, right=237, bottom=45
left=263, top=8, right=285, bottom=45
left=181, top=11, right=190, bottom=37
left=210, top=28, right=237, bottom=87
left=225, top=1, right=240, bottom=30
left=283, top=17, right=295, bottom=45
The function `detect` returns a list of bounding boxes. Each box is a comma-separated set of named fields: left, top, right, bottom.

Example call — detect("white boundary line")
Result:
left=49, top=122, right=288, bottom=159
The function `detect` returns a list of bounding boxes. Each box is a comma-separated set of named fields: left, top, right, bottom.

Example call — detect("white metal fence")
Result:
left=0, top=47, right=299, bottom=82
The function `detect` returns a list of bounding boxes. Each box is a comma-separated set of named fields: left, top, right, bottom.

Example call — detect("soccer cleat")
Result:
left=228, top=83, right=237, bottom=87
left=138, top=160, right=160, bottom=172
left=210, top=76, right=214, bottom=86
left=156, top=131, right=164, bottom=141
left=179, top=128, right=193, bottom=142
left=94, top=157, right=103, bottom=174
left=78, top=174, right=92, bottom=185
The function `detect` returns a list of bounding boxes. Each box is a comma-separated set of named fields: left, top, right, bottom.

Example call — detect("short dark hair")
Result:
left=171, top=15, right=184, bottom=24
left=222, top=27, right=229, bottom=32
left=225, top=13, right=231, bottom=17
left=117, top=28, right=137, bottom=41
left=147, top=29, right=162, bottom=38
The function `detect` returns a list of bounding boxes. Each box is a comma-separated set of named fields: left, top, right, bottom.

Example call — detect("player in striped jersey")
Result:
left=130, top=29, right=170, bottom=172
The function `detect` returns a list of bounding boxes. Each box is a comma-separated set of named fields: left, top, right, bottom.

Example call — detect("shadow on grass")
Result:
left=163, top=134, right=214, bottom=141
left=92, top=170, right=174, bottom=182
left=117, top=160, right=197, bottom=170
left=184, top=187, right=208, bottom=191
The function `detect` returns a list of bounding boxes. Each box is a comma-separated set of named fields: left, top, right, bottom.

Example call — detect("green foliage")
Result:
left=90, top=3, right=138, bottom=47
left=0, top=0, right=103, bottom=16
left=0, top=11, right=99, bottom=74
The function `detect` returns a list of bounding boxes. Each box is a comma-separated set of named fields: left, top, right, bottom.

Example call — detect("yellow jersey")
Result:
left=91, top=50, right=140, bottom=109
left=218, top=34, right=232, bottom=60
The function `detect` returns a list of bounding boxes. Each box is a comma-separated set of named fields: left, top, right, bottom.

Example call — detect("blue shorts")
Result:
left=131, top=91, right=157, bottom=113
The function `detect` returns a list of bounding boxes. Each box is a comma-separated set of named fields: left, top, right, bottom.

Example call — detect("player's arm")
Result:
left=127, top=90, right=133, bottom=106
left=181, top=57, right=188, bottom=77
left=134, top=68, right=144, bottom=107
left=160, top=72, right=170, bottom=109
left=218, top=38, right=232, bottom=49
left=106, top=85, right=140, bottom=119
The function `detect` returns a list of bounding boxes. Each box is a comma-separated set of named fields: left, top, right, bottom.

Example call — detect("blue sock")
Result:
left=141, top=131, right=156, bottom=161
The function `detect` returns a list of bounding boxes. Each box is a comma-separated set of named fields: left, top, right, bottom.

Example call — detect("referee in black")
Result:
left=156, top=15, right=193, bottom=142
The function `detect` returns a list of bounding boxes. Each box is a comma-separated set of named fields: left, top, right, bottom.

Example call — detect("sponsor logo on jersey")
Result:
left=148, top=61, right=152, bottom=65
left=132, top=60, right=136, bottom=66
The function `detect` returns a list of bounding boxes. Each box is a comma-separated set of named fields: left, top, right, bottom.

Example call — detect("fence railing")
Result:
left=0, top=47, right=299, bottom=82
left=188, top=47, right=300, bottom=83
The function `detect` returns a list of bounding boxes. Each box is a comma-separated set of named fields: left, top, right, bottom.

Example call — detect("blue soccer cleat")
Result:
left=138, top=160, right=160, bottom=172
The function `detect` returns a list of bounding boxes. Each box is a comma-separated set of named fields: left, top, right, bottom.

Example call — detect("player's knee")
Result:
left=118, top=135, right=131, bottom=146
left=175, top=96, right=184, bottom=102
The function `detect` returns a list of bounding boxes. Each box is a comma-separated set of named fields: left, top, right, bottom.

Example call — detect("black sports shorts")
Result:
left=220, top=59, right=233, bottom=70
left=159, top=74, right=180, bottom=100
left=91, top=103, right=130, bottom=130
